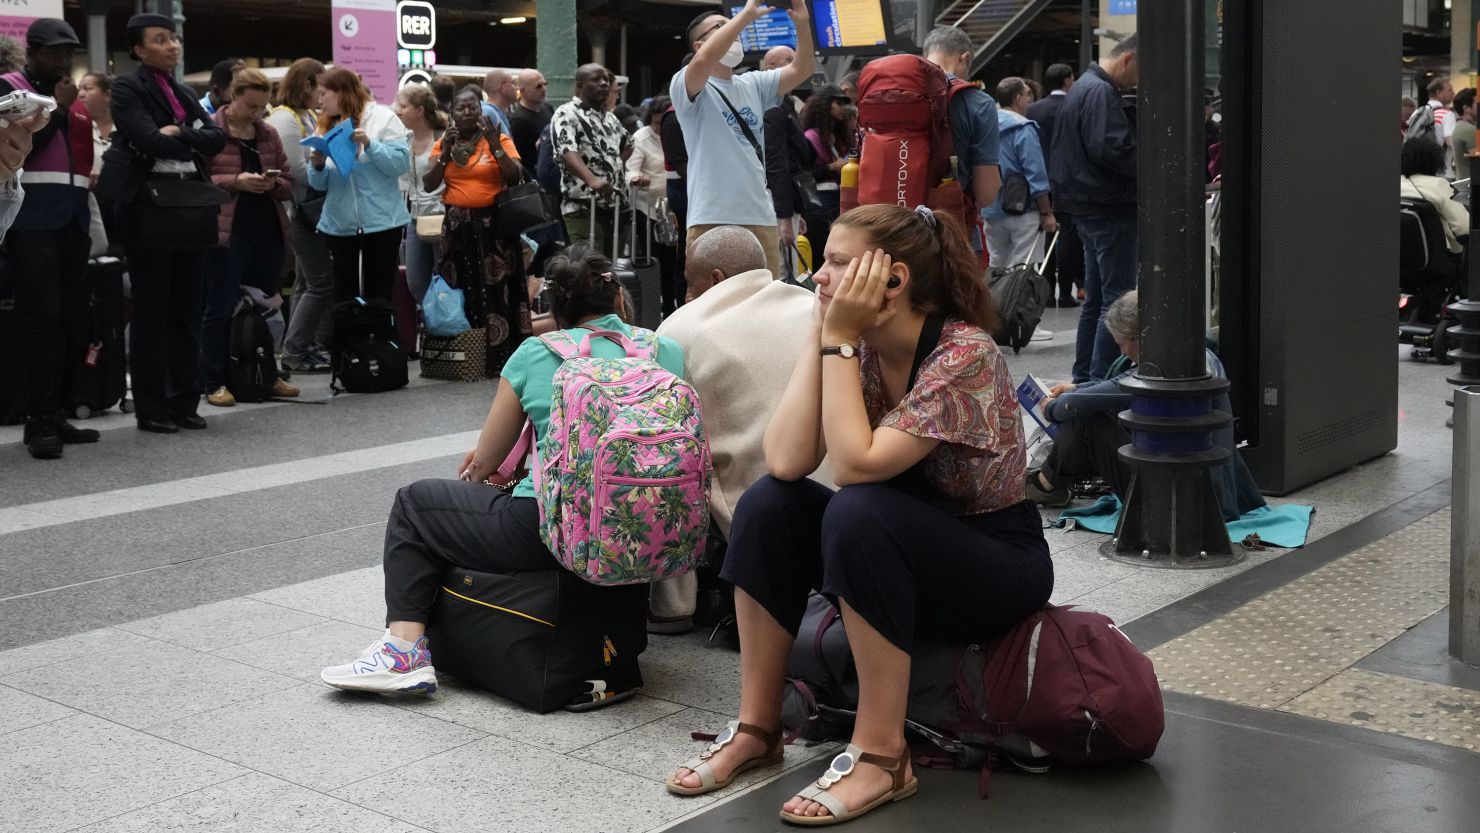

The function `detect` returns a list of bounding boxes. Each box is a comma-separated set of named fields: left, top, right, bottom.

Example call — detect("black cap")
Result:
left=26, top=18, right=81, bottom=49
left=126, top=13, right=177, bottom=33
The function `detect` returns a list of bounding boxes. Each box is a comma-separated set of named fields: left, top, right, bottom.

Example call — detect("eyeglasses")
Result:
left=147, top=33, right=182, bottom=45
left=695, top=21, right=725, bottom=43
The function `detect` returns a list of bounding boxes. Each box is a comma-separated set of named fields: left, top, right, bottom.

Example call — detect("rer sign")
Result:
left=397, top=0, right=435, bottom=51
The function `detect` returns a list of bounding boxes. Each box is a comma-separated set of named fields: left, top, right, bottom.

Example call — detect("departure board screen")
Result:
left=810, top=0, right=891, bottom=52
left=729, top=5, right=798, bottom=53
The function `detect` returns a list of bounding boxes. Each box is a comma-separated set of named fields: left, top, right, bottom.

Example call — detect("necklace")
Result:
left=450, top=133, right=479, bottom=166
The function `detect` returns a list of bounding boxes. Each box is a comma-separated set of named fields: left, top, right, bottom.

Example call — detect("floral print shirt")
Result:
left=550, top=99, right=632, bottom=213
left=860, top=318, right=1027, bottom=516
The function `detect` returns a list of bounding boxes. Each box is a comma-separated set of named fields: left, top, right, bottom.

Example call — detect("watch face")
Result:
left=839, top=344, right=856, bottom=358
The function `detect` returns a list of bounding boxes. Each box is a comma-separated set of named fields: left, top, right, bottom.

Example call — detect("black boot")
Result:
left=23, top=419, right=63, bottom=460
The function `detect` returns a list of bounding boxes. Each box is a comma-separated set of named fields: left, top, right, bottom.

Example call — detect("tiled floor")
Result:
left=0, top=312, right=1467, bottom=832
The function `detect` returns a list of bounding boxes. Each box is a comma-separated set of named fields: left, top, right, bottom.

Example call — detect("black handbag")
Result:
left=792, top=170, right=825, bottom=214
left=1001, top=172, right=1031, bottom=215
left=134, top=177, right=229, bottom=250
left=494, top=178, right=558, bottom=241
left=298, top=186, right=327, bottom=227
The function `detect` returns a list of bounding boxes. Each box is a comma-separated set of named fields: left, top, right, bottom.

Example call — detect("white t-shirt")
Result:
left=669, top=68, right=782, bottom=227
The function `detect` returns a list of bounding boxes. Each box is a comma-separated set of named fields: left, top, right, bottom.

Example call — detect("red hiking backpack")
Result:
left=855, top=54, right=982, bottom=234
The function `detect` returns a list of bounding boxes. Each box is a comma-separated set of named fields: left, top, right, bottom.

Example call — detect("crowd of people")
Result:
left=0, top=3, right=1237, bottom=823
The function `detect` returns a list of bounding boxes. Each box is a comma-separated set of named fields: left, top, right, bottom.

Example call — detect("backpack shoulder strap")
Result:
left=539, top=331, right=582, bottom=360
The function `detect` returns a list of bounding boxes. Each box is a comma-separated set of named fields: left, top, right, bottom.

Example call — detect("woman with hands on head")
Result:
left=666, top=204, right=1051, bottom=826
left=422, top=85, right=529, bottom=373
left=319, top=244, right=685, bottom=695
left=306, top=67, right=411, bottom=306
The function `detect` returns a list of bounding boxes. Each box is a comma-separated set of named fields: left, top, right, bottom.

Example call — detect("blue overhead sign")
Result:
left=1110, top=0, right=1136, bottom=13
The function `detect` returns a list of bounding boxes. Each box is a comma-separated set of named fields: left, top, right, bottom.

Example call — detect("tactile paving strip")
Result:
left=1283, top=668, right=1480, bottom=752
left=1150, top=510, right=1454, bottom=717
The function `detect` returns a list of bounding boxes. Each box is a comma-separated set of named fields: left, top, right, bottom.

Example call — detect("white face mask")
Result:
left=719, top=39, right=744, bottom=69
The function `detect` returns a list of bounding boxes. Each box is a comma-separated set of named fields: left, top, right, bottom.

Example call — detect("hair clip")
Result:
left=914, top=204, right=938, bottom=229
left=600, top=271, right=615, bottom=282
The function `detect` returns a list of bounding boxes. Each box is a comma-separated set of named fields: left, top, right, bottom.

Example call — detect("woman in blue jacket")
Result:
left=306, top=68, right=411, bottom=304
left=983, top=78, right=1057, bottom=269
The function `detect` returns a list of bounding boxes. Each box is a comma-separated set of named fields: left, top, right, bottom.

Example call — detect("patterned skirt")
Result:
left=438, top=204, right=532, bottom=375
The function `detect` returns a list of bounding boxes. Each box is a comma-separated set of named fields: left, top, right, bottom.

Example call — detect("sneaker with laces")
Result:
left=321, top=634, right=437, bottom=694
left=206, top=386, right=236, bottom=407
left=283, top=352, right=332, bottom=374
left=272, top=378, right=301, bottom=397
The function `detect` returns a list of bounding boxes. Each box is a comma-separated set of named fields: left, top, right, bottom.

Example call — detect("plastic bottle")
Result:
left=839, top=152, right=860, bottom=214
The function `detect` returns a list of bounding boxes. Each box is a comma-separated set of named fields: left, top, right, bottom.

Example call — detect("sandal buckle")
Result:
left=817, top=750, right=856, bottom=788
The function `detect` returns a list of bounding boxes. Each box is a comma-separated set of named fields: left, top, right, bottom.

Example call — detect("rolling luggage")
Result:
left=426, top=565, right=648, bottom=713
left=66, top=256, right=130, bottom=419
left=392, top=264, right=419, bottom=357
left=590, top=196, right=661, bottom=329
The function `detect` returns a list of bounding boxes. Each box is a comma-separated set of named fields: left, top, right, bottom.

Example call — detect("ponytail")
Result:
left=546, top=243, right=622, bottom=328
left=832, top=204, right=1002, bottom=335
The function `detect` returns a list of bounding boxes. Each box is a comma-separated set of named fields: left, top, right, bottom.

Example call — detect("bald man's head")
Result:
left=483, top=68, right=516, bottom=107
left=763, top=45, right=795, bottom=70
left=685, top=226, right=768, bottom=302
left=518, top=68, right=548, bottom=108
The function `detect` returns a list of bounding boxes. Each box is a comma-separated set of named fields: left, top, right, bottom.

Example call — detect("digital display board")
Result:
left=728, top=5, right=797, bottom=53
left=810, top=0, right=892, bottom=52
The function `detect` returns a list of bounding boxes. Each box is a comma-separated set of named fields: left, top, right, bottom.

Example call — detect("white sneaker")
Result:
left=1031, top=329, right=1054, bottom=341
left=320, top=633, right=437, bottom=694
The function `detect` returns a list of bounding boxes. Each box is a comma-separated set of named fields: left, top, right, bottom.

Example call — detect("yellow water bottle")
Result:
left=840, top=152, right=860, bottom=214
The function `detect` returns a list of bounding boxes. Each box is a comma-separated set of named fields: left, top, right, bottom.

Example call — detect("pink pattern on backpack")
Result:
left=529, top=328, right=712, bottom=586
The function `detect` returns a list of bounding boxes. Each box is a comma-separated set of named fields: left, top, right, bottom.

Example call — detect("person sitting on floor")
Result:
left=665, top=204, right=1051, bottom=826
left=1024, top=290, right=1266, bottom=520
left=648, top=225, right=831, bottom=632
left=320, top=243, right=685, bottom=694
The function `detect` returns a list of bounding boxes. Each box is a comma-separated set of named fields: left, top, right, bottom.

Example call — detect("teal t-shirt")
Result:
left=499, top=314, right=687, bottom=498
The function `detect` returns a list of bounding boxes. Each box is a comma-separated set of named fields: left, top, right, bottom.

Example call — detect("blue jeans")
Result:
left=1073, top=214, right=1137, bottom=383
left=200, top=232, right=284, bottom=392
left=402, top=219, right=439, bottom=307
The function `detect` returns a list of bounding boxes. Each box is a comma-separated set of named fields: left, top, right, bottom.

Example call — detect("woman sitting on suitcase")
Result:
left=422, top=85, right=530, bottom=375
left=320, top=243, right=684, bottom=694
left=665, top=204, right=1052, bottom=826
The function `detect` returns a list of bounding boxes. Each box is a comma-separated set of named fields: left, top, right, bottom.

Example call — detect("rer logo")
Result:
left=396, top=0, right=436, bottom=50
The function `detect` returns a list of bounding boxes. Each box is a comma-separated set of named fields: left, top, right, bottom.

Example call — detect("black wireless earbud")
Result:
left=886, top=276, right=901, bottom=289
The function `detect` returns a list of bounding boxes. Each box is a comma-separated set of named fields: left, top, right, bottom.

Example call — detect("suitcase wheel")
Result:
left=72, top=405, right=93, bottom=420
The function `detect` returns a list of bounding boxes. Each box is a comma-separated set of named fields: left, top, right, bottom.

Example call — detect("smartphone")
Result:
left=0, top=90, right=56, bottom=122
left=264, top=169, right=282, bottom=178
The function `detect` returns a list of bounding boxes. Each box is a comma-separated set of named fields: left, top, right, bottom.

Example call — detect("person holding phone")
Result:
left=422, top=85, right=527, bottom=374
left=199, top=68, right=296, bottom=407
left=0, top=18, right=100, bottom=458
left=666, top=204, right=1050, bottom=826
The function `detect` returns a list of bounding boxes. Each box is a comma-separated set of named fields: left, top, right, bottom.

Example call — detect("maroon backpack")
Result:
left=781, top=601, right=1164, bottom=793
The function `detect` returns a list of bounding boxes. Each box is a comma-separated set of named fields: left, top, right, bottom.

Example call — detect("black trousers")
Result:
left=6, top=226, right=89, bottom=421
left=382, top=478, right=557, bottom=624
left=1041, top=412, right=1133, bottom=498
left=722, top=476, right=1053, bottom=652
left=125, top=243, right=207, bottom=422
left=327, top=228, right=401, bottom=304
left=1046, top=211, right=1084, bottom=300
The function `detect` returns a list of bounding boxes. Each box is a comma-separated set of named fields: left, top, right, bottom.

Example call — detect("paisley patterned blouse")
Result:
left=860, top=319, right=1027, bottom=516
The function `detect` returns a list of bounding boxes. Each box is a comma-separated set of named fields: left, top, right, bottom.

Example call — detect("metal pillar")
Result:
left=1108, top=0, right=1241, bottom=569
left=85, top=0, right=109, bottom=72
left=537, top=0, right=577, bottom=107
left=1452, top=386, right=1480, bottom=665
left=1451, top=9, right=1480, bottom=398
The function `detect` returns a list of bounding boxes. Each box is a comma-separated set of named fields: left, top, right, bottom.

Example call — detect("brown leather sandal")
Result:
left=665, top=720, right=784, bottom=797
left=779, top=744, right=918, bottom=827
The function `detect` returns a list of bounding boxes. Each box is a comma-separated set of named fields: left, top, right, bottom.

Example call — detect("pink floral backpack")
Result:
left=500, top=328, right=712, bottom=585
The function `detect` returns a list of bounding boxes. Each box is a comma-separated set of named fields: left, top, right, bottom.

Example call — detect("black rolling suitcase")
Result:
left=591, top=196, right=662, bottom=329
left=65, top=256, right=131, bottom=419
left=426, top=565, right=648, bottom=713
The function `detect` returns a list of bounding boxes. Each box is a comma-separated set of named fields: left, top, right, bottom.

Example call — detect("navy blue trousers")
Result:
left=722, top=476, right=1053, bottom=652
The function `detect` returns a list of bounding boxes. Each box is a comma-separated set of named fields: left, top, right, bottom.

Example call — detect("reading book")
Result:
left=1016, top=374, right=1058, bottom=439
left=300, top=120, right=357, bottom=179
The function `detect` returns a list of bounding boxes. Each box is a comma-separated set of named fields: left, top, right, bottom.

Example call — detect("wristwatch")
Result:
left=820, top=343, right=858, bottom=359
left=493, top=148, right=506, bottom=159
